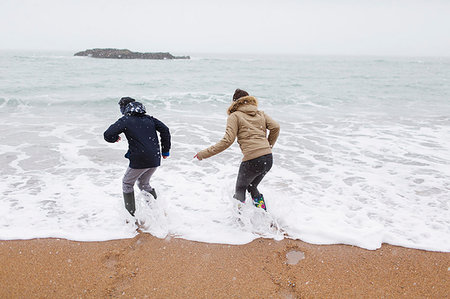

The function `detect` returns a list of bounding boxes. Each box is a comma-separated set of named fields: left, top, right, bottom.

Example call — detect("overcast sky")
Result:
left=1, top=0, right=449, bottom=56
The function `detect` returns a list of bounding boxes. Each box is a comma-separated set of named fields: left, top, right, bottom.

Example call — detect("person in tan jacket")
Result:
left=194, top=89, right=280, bottom=210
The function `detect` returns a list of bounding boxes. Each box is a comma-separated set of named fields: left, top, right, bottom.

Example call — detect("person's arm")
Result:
left=104, top=118, right=125, bottom=143
left=154, top=118, right=171, bottom=158
left=196, top=114, right=238, bottom=160
left=264, top=112, right=280, bottom=148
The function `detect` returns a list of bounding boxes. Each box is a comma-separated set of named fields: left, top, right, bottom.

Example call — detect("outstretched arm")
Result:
left=104, top=119, right=125, bottom=143
left=195, top=114, right=238, bottom=160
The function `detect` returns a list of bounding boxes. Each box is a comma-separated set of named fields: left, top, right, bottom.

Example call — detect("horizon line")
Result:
left=1, top=48, right=450, bottom=58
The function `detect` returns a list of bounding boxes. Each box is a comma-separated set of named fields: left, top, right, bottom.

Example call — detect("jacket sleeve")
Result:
left=264, top=112, right=280, bottom=148
left=197, top=114, right=238, bottom=160
left=154, top=118, right=171, bottom=155
left=104, top=118, right=125, bottom=143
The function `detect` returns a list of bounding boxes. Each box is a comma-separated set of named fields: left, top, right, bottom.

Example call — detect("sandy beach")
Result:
left=1, top=234, right=448, bottom=298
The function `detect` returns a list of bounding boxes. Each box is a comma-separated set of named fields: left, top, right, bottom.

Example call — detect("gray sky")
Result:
left=1, top=0, right=449, bottom=56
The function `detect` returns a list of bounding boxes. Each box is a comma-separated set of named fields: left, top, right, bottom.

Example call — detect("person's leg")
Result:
left=137, top=167, right=157, bottom=192
left=122, top=167, right=146, bottom=193
left=137, top=167, right=158, bottom=199
left=247, top=154, right=273, bottom=198
left=122, top=167, right=146, bottom=216
left=234, top=161, right=258, bottom=202
left=247, top=173, right=266, bottom=198
left=234, top=155, right=272, bottom=202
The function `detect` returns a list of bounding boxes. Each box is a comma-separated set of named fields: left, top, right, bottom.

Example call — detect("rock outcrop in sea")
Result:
left=74, top=48, right=190, bottom=60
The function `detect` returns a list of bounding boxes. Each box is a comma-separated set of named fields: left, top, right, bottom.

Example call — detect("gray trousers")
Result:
left=122, top=167, right=158, bottom=194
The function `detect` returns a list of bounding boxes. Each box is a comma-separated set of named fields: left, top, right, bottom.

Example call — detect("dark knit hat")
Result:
left=233, top=89, right=249, bottom=101
left=118, top=97, right=135, bottom=107
left=118, top=97, right=136, bottom=115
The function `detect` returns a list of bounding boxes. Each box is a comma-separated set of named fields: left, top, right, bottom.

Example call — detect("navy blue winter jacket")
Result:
left=104, top=102, right=171, bottom=169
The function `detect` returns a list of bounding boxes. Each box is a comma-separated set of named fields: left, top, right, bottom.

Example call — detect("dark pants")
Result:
left=234, top=154, right=273, bottom=202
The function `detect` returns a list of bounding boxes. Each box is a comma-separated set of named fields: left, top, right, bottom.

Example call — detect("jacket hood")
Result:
left=227, top=96, right=258, bottom=115
left=124, top=101, right=146, bottom=116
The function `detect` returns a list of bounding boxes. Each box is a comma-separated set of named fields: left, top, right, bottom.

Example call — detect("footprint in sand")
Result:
left=285, top=250, right=305, bottom=265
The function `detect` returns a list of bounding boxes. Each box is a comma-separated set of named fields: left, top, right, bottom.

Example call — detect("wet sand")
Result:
left=0, top=235, right=449, bottom=298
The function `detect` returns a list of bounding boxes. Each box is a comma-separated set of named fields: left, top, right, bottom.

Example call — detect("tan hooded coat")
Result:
left=197, top=96, right=280, bottom=161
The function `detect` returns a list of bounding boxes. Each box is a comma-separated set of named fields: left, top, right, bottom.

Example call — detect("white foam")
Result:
left=1, top=105, right=448, bottom=252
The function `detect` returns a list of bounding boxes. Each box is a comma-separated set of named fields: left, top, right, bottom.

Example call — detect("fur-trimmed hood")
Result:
left=227, top=96, right=258, bottom=115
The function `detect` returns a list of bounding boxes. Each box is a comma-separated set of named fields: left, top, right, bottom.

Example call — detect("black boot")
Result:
left=149, top=188, right=157, bottom=199
left=123, top=192, right=136, bottom=216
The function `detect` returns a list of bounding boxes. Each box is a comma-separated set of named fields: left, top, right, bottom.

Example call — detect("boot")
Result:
left=123, top=192, right=136, bottom=216
left=252, top=194, right=267, bottom=211
left=149, top=188, right=157, bottom=199
left=143, top=188, right=157, bottom=203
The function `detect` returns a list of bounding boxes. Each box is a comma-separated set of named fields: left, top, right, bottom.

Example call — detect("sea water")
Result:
left=0, top=51, right=449, bottom=252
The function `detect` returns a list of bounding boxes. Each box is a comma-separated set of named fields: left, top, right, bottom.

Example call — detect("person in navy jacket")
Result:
left=104, top=97, right=171, bottom=216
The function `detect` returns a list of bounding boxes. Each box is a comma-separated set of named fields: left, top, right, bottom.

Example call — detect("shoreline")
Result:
left=1, top=235, right=449, bottom=298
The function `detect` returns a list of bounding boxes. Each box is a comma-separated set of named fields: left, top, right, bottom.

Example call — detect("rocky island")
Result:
left=74, top=48, right=190, bottom=60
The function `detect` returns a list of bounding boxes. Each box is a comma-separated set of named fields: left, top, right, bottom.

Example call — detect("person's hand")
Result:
left=115, top=136, right=121, bottom=142
left=194, top=153, right=201, bottom=160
